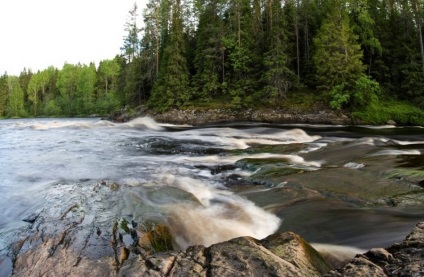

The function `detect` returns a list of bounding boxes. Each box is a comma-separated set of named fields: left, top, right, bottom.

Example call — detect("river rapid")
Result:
left=1, top=117, right=424, bottom=255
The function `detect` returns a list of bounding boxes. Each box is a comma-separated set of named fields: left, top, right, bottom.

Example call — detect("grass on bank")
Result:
left=352, top=100, right=424, bottom=125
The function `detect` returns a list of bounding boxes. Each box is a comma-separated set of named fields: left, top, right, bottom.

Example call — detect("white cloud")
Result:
left=0, top=0, right=145, bottom=75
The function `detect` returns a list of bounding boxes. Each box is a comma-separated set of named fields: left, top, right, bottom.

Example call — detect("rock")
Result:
left=6, top=217, right=424, bottom=276
left=3, top=180, right=424, bottom=276
left=122, top=234, right=330, bottom=276
left=325, top=222, right=424, bottom=276
left=386, top=120, right=397, bottom=125
left=137, top=224, right=173, bottom=253
left=145, top=106, right=352, bottom=126
left=260, top=232, right=331, bottom=276
left=109, top=182, right=120, bottom=191
left=119, top=247, right=129, bottom=264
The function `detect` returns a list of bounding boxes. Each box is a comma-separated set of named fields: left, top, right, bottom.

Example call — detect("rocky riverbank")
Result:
left=0, top=180, right=422, bottom=276
left=107, top=104, right=355, bottom=126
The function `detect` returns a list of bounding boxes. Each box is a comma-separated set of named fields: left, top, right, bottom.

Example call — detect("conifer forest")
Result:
left=1, top=0, right=424, bottom=124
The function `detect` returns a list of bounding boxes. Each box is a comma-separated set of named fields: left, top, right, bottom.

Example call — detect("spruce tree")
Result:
left=193, top=0, right=225, bottom=100
left=261, top=0, right=296, bottom=101
left=222, top=0, right=259, bottom=107
left=313, top=3, right=364, bottom=92
left=149, top=0, right=190, bottom=110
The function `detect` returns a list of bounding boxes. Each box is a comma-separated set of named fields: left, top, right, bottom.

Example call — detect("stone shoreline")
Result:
left=107, top=105, right=355, bottom=126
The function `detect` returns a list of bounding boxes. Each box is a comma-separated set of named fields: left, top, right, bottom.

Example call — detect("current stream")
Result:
left=1, top=117, right=424, bottom=254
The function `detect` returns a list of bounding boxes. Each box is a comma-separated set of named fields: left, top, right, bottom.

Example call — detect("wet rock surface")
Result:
left=120, top=232, right=330, bottom=277
left=0, top=179, right=423, bottom=276
left=325, top=222, right=424, bottom=276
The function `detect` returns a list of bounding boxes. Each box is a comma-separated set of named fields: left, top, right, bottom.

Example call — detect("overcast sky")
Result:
left=0, top=0, right=146, bottom=76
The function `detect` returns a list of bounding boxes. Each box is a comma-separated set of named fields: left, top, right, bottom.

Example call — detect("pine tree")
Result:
left=122, top=3, right=142, bottom=63
left=261, top=0, right=296, bottom=101
left=149, top=0, right=190, bottom=110
left=313, top=0, right=382, bottom=110
left=222, top=0, right=259, bottom=106
left=313, top=3, right=365, bottom=92
left=142, top=0, right=162, bottom=82
left=193, top=0, right=225, bottom=99
left=19, top=68, right=33, bottom=113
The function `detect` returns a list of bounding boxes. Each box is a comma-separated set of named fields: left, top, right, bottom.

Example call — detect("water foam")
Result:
left=174, top=153, right=322, bottom=168
left=123, top=117, right=164, bottom=131
left=29, top=120, right=94, bottom=130
left=151, top=174, right=281, bottom=249
left=370, top=149, right=421, bottom=156
left=219, top=128, right=321, bottom=149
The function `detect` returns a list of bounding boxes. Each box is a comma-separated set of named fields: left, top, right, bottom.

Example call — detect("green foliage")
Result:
left=327, top=74, right=380, bottom=110
left=352, top=100, right=424, bottom=125
left=351, top=74, right=380, bottom=109
left=313, top=2, right=365, bottom=91
left=7, top=76, right=26, bottom=117
left=149, top=0, right=190, bottom=111
left=3, top=0, right=424, bottom=125
left=76, top=64, right=97, bottom=114
left=327, top=83, right=350, bottom=110
left=193, top=0, right=225, bottom=100
left=139, top=222, right=173, bottom=252
left=44, top=99, right=62, bottom=116
left=0, top=74, right=8, bottom=116
left=121, top=3, right=141, bottom=62
left=27, top=67, right=55, bottom=115
left=57, top=63, right=80, bottom=115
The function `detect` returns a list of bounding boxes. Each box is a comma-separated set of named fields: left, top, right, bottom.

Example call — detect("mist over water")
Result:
left=1, top=117, right=423, bottom=251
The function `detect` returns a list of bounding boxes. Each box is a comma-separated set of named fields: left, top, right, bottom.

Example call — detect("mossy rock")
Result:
left=389, top=190, right=424, bottom=207
left=235, top=158, right=294, bottom=171
left=386, top=168, right=424, bottom=184
left=260, top=232, right=332, bottom=275
left=248, top=167, right=305, bottom=186
left=138, top=223, right=173, bottom=253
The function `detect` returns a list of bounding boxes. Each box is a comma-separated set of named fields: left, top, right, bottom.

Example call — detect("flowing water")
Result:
left=1, top=117, right=424, bottom=254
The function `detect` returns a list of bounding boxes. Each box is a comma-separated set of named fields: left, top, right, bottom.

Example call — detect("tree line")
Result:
left=0, top=60, right=123, bottom=117
left=1, top=0, right=423, bottom=117
left=121, top=0, right=424, bottom=112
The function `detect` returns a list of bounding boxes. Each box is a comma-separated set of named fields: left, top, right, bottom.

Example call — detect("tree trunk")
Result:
left=418, top=22, right=424, bottom=77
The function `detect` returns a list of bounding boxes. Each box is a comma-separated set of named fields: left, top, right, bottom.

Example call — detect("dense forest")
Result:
left=1, top=0, right=424, bottom=123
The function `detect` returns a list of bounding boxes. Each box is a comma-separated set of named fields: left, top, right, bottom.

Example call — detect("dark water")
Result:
left=0, top=118, right=423, bottom=253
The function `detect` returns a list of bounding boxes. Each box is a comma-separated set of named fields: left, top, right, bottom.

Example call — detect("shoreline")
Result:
left=108, top=105, right=360, bottom=126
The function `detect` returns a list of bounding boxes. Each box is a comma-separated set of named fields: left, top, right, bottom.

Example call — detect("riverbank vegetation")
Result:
left=1, top=0, right=424, bottom=125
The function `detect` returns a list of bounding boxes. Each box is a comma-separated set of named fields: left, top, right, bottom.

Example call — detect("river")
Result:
left=1, top=117, right=423, bottom=256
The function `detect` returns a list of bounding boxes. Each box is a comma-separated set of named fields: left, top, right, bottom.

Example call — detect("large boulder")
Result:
left=120, top=232, right=331, bottom=276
